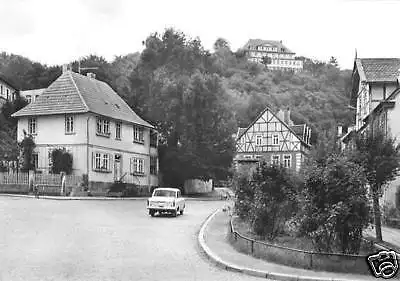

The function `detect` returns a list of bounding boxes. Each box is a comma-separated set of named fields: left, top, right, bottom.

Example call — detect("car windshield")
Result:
left=153, top=190, right=176, bottom=197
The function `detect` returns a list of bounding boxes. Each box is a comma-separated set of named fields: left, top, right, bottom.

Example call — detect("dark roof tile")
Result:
left=357, top=58, right=400, bottom=82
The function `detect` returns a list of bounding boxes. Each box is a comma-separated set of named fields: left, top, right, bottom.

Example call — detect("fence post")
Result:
left=309, top=253, right=313, bottom=269
left=251, top=240, right=254, bottom=254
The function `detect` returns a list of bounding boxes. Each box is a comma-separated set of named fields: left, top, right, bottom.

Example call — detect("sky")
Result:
left=1, top=0, right=400, bottom=70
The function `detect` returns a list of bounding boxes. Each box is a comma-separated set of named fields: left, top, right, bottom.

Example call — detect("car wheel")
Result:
left=172, top=209, right=177, bottom=217
left=179, top=209, right=184, bottom=215
left=149, top=210, right=155, bottom=217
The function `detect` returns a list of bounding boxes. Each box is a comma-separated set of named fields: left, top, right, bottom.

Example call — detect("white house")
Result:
left=20, top=88, right=46, bottom=104
left=12, top=67, right=159, bottom=195
left=0, top=76, right=17, bottom=106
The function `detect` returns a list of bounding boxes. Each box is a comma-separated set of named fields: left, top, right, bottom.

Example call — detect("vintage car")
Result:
left=147, top=188, right=185, bottom=217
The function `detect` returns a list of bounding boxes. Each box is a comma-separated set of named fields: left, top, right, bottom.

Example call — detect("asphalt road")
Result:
left=0, top=197, right=263, bottom=281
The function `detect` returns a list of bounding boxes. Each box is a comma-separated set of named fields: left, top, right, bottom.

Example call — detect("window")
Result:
left=102, top=154, right=109, bottom=170
left=26, top=95, right=32, bottom=103
left=130, top=157, right=145, bottom=175
left=256, top=135, right=262, bottom=146
left=283, top=155, right=291, bottom=168
left=32, top=153, right=38, bottom=170
left=93, top=152, right=111, bottom=172
left=133, top=126, right=144, bottom=143
left=35, top=95, right=40, bottom=101
left=96, top=117, right=110, bottom=137
left=272, top=155, right=280, bottom=165
left=150, top=156, right=158, bottom=175
left=65, top=115, right=74, bottom=134
left=6, top=89, right=9, bottom=100
left=273, top=134, right=279, bottom=145
left=28, top=118, right=37, bottom=135
left=0, top=85, right=2, bottom=95
left=150, top=131, right=158, bottom=147
left=116, top=122, right=122, bottom=140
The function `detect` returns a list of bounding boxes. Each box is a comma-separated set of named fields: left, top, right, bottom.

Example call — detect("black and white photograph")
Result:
left=1, top=0, right=400, bottom=280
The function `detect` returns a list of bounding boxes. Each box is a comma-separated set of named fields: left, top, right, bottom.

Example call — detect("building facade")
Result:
left=234, top=107, right=311, bottom=175
left=0, top=76, right=17, bottom=105
left=242, top=39, right=303, bottom=72
left=350, top=58, right=400, bottom=209
left=12, top=68, right=158, bottom=193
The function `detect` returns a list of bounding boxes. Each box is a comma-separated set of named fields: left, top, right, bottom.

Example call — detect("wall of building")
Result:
left=0, top=81, right=16, bottom=102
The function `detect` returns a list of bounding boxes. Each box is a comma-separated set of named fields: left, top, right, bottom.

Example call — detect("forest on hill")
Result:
left=0, top=29, right=354, bottom=184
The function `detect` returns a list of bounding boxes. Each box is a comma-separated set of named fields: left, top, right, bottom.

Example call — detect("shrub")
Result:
left=51, top=148, right=73, bottom=174
left=248, top=163, right=298, bottom=240
left=298, top=154, right=370, bottom=254
left=232, top=172, right=254, bottom=220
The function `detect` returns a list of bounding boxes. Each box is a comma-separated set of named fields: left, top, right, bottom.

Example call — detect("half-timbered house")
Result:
left=234, top=107, right=311, bottom=174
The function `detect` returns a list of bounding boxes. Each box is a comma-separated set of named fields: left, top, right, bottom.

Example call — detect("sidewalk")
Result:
left=364, top=225, right=400, bottom=253
left=199, top=209, right=383, bottom=281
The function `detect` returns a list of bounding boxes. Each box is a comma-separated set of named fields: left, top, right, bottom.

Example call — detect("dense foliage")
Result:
left=50, top=148, right=73, bottom=175
left=234, top=163, right=298, bottom=239
left=18, top=131, right=36, bottom=172
left=1, top=28, right=354, bottom=186
left=350, top=130, right=400, bottom=241
left=299, top=154, right=370, bottom=254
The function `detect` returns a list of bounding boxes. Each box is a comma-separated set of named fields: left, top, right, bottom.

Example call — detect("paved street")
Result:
left=0, top=197, right=263, bottom=281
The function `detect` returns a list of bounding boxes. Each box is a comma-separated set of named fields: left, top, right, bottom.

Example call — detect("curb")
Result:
left=0, top=193, right=227, bottom=201
left=197, top=209, right=369, bottom=281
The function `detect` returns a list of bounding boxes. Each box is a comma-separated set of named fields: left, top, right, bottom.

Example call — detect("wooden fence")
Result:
left=0, top=172, right=82, bottom=187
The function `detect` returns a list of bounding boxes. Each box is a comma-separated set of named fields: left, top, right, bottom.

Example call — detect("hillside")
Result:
left=0, top=31, right=354, bottom=183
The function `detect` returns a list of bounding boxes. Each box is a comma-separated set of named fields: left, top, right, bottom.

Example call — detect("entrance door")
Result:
left=114, top=154, right=122, bottom=181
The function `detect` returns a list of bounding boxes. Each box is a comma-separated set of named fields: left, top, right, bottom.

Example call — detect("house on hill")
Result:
left=234, top=107, right=311, bottom=175
left=12, top=66, right=159, bottom=194
left=0, top=76, right=17, bottom=106
left=242, top=39, right=303, bottom=72
left=20, top=88, right=46, bottom=104
left=349, top=58, right=400, bottom=209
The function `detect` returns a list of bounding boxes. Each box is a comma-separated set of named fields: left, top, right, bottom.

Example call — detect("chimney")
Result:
left=87, top=72, right=96, bottom=79
left=283, top=107, right=292, bottom=125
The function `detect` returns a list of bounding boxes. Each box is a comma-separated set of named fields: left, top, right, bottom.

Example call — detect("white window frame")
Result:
left=93, top=152, right=111, bottom=172
left=273, top=134, right=279, bottom=145
left=272, top=155, right=280, bottom=165
left=133, top=125, right=144, bottom=144
left=96, top=117, right=111, bottom=137
left=26, top=95, right=32, bottom=103
left=28, top=118, right=37, bottom=135
left=130, top=157, right=145, bottom=175
left=283, top=155, right=291, bottom=168
left=65, top=115, right=74, bottom=134
left=256, top=135, right=262, bottom=146
left=32, top=153, right=39, bottom=170
left=115, top=122, right=122, bottom=140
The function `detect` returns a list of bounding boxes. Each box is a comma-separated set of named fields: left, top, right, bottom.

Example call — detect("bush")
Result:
left=248, top=163, right=298, bottom=240
left=51, top=148, right=73, bottom=174
left=298, top=154, right=370, bottom=254
left=232, top=172, right=254, bottom=220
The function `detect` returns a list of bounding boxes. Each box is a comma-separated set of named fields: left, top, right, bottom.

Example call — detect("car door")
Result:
left=177, top=190, right=184, bottom=209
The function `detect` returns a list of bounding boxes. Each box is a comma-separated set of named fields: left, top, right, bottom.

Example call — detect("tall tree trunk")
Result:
left=372, top=186, right=383, bottom=241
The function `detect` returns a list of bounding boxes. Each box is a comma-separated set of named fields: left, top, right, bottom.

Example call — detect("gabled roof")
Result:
left=12, top=71, right=153, bottom=128
left=236, top=106, right=310, bottom=148
left=243, top=39, right=294, bottom=54
left=355, top=58, right=400, bottom=83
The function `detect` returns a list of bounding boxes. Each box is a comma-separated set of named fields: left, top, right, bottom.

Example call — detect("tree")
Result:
left=213, top=38, right=230, bottom=51
left=350, top=130, right=400, bottom=241
left=329, top=56, right=339, bottom=67
left=261, top=56, right=272, bottom=66
left=18, top=130, right=36, bottom=172
left=299, top=154, right=370, bottom=254
left=51, top=148, right=73, bottom=175
left=248, top=162, right=298, bottom=239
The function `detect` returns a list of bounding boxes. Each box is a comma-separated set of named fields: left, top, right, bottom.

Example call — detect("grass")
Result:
left=230, top=217, right=375, bottom=275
